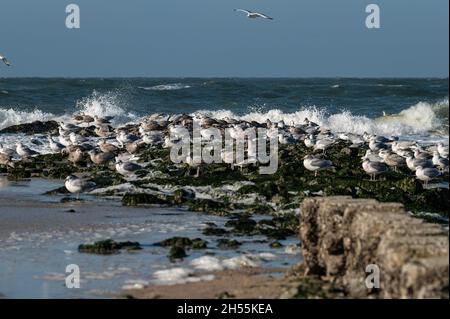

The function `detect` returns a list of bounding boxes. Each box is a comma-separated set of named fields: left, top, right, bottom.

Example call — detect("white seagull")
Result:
left=415, top=166, right=441, bottom=187
left=65, top=175, right=96, bottom=199
left=234, top=9, right=274, bottom=20
left=0, top=53, right=11, bottom=66
left=303, top=155, right=333, bottom=177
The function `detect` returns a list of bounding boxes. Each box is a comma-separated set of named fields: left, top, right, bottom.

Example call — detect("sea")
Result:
left=0, top=78, right=448, bottom=143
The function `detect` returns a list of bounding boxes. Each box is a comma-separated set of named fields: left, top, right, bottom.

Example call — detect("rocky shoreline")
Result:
left=0, top=119, right=448, bottom=298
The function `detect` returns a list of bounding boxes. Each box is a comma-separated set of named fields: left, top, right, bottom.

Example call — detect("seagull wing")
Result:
left=310, top=159, right=331, bottom=167
left=234, top=9, right=251, bottom=15
left=1, top=56, right=11, bottom=66
left=255, top=12, right=274, bottom=20
left=124, top=162, right=142, bottom=171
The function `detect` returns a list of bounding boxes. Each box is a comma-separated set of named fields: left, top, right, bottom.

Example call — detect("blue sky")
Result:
left=0, top=0, right=448, bottom=77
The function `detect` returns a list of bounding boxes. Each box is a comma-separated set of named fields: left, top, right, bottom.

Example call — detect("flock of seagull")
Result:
left=302, top=128, right=449, bottom=185
left=1, top=112, right=448, bottom=198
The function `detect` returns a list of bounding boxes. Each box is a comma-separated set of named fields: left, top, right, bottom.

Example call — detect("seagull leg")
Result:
left=195, top=166, right=200, bottom=178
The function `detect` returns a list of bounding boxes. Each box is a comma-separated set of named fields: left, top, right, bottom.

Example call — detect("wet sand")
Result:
left=122, top=267, right=295, bottom=299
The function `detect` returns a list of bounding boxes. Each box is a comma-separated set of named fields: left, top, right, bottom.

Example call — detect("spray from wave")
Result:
left=75, top=90, right=138, bottom=125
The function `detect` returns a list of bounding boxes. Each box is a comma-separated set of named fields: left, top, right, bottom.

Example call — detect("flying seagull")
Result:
left=0, top=53, right=11, bottom=66
left=234, top=9, right=274, bottom=20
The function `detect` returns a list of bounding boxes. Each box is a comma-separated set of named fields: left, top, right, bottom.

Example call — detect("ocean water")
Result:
left=0, top=78, right=448, bottom=140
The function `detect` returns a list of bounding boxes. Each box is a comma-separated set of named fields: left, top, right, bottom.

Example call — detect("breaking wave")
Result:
left=0, top=107, right=60, bottom=130
left=138, top=83, right=191, bottom=91
left=195, top=98, right=449, bottom=138
left=0, top=90, right=137, bottom=130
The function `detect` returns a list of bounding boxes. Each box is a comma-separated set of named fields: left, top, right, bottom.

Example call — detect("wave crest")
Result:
left=0, top=108, right=59, bottom=130
left=194, top=99, right=449, bottom=137
left=138, top=83, right=191, bottom=91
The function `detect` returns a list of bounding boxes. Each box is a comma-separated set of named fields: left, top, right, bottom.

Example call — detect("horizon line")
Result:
left=1, top=76, right=449, bottom=80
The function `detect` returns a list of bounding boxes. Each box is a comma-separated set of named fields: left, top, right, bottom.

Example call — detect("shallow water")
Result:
left=0, top=178, right=301, bottom=299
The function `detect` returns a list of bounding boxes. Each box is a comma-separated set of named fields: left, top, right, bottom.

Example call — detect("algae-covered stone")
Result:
left=78, top=239, right=141, bottom=255
left=217, top=239, right=242, bottom=249
left=270, top=241, right=283, bottom=248
left=122, top=193, right=173, bottom=206
left=155, top=236, right=208, bottom=249
left=169, top=245, right=187, bottom=260
left=0, top=120, right=59, bottom=135
left=202, top=226, right=229, bottom=236
left=225, top=215, right=258, bottom=235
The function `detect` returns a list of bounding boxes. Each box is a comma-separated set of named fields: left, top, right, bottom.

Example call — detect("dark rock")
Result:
left=169, top=245, right=187, bottom=260
left=202, top=226, right=229, bottom=236
left=122, top=193, right=173, bottom=206
left=78, top=239, right=141, bottom=255
left=270, top=241, right=283, bottom=248
left=0, top=121, right=59, bottom=135
left=217, top=239, right=242, bottom=249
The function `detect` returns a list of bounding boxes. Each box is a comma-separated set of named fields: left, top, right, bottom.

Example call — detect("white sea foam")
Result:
left=190, top=256, right=224, bottom=271
left=194, top=98, right=449, bottom=138
left=0, top=90, right=136, bottom=130
left=138, top=83, right=191, bottom=91
left=152, top=267, right=215, bottom=285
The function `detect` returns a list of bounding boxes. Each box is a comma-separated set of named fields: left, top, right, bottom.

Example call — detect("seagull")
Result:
left=234, top=9, right=274, bottom=20
left=142, top=132, right=163, bottom=145
left=405, top=155, right=432, bottom=172
left=0, top=53, right=11, bottom=66
left=0, top=143, right=15, bottom=157
left=185, top=155, right=201, bottom=178
left=362, top=150, right=383, bottom=163
left=69, top=132, right=88, bottom=145
left=65, top=175, right=96, bottom=199
left=47, top=135, right=66, bottom=153
left=0, top=153, right=13, bottom=166
left=59, top=122, right=79, bottom=132
left=303, top=155, right=333, bottom=177
left=369, top=137, right=389, bottom=152
left=378, top=149, right=406, bottom=172
left=314, top=138, right=335, bottom=154
left=126, top=142, right=140, bottom=154
left=116, top=130, right=140, bottom=148
left=115, top=160, right=144, bottom=176
left=68, top=148, right=84, bottom=164
left=16, top=143, right=39, bottom=158
left=98, top=139, right=119, bottom=153
left=437, top=143, right=449, bottom=158
left=88, top=150, right=114, bottom=166
left=94, top=115, right=112, bottom=125
left=221, top=149, right=235, bottom=170
left=432, top=151, right=449, bottom=172
left=94, top=125, right=112, bottom=138
left=304, top=135, right=316, bottom=148
left=362, top=159, right=388, bottom=181
left=415, top=166, right=441, bottom=187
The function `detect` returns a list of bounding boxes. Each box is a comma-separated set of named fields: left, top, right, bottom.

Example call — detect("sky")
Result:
left=0, top=0, right=448, bottom=77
